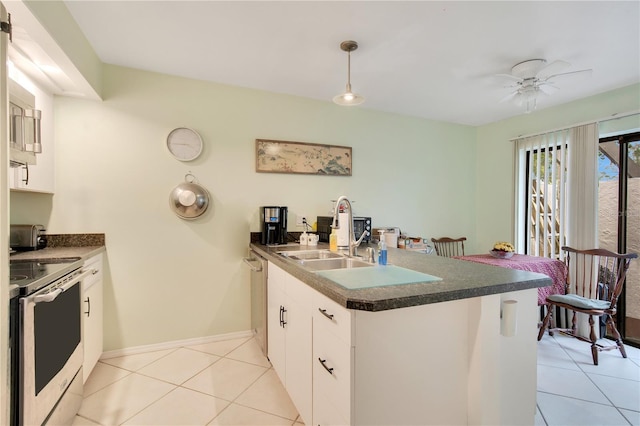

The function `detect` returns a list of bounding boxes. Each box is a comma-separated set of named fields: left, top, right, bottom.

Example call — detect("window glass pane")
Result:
left=526, top=146, right=565, bottom=258
left=625, top=140, right=640, bottom=344
left=598, top=140, right=619, bottom=252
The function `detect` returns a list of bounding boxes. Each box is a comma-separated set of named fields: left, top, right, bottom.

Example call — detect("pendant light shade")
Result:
left=333, top=40, right=365, bottom=106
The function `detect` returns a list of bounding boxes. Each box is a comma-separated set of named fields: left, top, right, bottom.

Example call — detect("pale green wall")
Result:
left=11, top=65, right=476, bottom=350
left=10, top=64, right=638, bottom=351
left=475, top=83, right=640, bottom=253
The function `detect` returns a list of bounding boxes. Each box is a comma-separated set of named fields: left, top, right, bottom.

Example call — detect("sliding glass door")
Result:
left=598, top=132, right=640, bottom=347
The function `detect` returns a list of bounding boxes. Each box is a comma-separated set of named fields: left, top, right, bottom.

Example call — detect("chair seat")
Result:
left=547, top=293, right=610, bottom=310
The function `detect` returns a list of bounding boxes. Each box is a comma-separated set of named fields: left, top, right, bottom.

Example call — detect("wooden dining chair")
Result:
left=537, top=246, right=638, bottom=365
left=430, top=237, right=466, bottom=257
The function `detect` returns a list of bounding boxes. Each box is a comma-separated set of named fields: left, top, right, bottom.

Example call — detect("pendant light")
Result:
left=333, top=40, right=365, bottom=106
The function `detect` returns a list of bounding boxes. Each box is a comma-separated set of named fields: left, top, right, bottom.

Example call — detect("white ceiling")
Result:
left=55, top=1, right=640, bottom=126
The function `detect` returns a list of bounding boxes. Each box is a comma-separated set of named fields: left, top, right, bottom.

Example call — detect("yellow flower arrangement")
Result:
left=493, top=242, right=515, bottom=252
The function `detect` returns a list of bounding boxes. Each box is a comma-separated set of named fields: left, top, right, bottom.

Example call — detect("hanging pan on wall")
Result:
left=169, top=173, right=210, bottom=220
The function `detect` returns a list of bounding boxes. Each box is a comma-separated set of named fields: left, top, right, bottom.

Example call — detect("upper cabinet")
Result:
left=8, top=77, right=54, bottom=193
left=4, top=1, right=104, bottom=194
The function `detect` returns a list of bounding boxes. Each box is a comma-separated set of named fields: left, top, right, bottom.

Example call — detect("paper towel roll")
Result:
left=501, top=300, right=518, bottom=337
left=337, top=212, right=350, bottom=248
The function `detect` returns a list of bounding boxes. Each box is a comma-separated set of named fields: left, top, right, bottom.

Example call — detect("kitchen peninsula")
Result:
left=251, top=242, right=551, bottom=426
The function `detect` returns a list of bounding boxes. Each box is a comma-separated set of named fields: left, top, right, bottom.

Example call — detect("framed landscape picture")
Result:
left=255, top=139, right=352, bottom=176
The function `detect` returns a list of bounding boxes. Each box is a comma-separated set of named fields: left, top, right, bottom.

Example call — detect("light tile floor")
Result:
left=536, top=333, right=640, bottom=426
left=73, top=336, right=303, bottom=426
left=73, top=333, right=640, bottom=425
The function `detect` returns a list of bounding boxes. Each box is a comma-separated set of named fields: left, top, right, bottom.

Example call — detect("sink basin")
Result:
left=278, top=250, right=344, bottom=261
left=298, top=257, right=374, bottom=271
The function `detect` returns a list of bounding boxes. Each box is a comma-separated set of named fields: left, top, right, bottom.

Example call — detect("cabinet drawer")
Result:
left=313, top=323, right=353, bottom=421
left=313, top=291, right=353, bottom=345
left=83, top=254, right=103, bottom=289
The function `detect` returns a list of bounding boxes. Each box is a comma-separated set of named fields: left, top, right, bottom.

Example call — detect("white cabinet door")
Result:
left=8, top=77, right=55, bottom=193
left=283, top=274, right=313, bottom=425
left=82, top=253, right=104, bottom=383
left=267, top=263, right=287, bottom=382
left=266, top=263, right=313, bottom=425
left=8, top=158, right=54, bottom=193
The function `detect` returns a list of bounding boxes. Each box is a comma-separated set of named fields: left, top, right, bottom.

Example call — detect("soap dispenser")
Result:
left=300, top=231, right=309, bottom=245
left=378, top=230, right=387, bottom=265
left=329, top=228, right=338, bottom=252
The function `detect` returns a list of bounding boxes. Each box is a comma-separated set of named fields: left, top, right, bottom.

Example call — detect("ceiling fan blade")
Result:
left=499, top=90, right=519, bottom=103
left=538, top=83, right=559, bottom=95
left=495, top=73, right=524, bottom=83
left=543, top=68, right=593, bottom=81
left=535, top=60, right=571, bottom=80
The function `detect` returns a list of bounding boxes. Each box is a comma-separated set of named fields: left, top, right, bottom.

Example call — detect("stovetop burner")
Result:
left=9, top=257, right=83, bottom=296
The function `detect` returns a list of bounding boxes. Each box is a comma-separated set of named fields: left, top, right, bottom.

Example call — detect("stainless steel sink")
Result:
left=278, top=250, right=344, bottom=261
left=278, top=249, right=374, bottom=270
left=298, top=257, right=374, bottom=271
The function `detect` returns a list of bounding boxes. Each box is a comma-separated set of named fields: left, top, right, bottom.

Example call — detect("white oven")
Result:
left=15, top=263, right=91, bottom=425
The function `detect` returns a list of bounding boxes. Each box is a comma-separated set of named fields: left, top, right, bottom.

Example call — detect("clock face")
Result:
left=167, top=128, right=203, bottom=161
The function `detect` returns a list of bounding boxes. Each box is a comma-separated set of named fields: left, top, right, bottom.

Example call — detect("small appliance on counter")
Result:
left=260, top=206, right=288, bottom=245
left=316, top=215, right=371, bottom=243
left=372, top=227, right=401, bottom=247
left=10, top=224, right=47, bottom=251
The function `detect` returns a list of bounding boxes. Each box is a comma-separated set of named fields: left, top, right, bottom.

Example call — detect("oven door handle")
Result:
left=32, top=269, right=93, bottom=304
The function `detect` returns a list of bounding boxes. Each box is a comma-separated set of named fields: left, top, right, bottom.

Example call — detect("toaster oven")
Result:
left=10, top=224, right=47, bottom=251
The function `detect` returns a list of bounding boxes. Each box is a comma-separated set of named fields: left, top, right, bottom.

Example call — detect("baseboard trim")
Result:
left=100, top=330, right=254, bottom=360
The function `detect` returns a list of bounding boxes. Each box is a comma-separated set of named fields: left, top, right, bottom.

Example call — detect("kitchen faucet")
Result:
left=332, top=195, right=369, bottom=257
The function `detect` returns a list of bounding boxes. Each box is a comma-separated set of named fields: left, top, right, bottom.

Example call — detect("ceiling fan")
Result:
left=497, top=59, right=592, bottom=113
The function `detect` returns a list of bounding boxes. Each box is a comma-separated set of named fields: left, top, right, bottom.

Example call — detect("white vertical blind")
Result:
left=566, top=123, right=599, bottom=250
left=515, top=130, right=569, bottom=259
left=514, top=123, right=598, bottom=260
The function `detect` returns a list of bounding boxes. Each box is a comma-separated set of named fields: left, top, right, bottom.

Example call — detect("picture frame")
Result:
left=255, top=139, right=352, bottom=176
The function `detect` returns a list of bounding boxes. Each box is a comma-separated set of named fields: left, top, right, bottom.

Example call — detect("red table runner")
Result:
left=453, top=254, right=567, bottom=305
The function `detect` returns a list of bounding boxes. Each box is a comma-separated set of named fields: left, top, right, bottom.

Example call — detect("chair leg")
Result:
left=607, top=316, right=628, bottom=359
left=538, top=305, right=553, bottom=341
left=589, top=315, right=598, bottom=365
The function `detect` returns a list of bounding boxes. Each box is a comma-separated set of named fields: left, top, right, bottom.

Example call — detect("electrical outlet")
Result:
left=296, top=215, right=306, bottom=227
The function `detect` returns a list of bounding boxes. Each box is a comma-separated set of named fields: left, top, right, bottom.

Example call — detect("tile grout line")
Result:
left=187, top=346, right=302, bottom=425
left=537, top=334, right=640, bottom=426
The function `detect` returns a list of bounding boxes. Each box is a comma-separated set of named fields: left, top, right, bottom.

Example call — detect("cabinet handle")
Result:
left=22, top=164, right=29, bottom=186
left=91, top=268, right=99, bottom=275
left=279, top=306, right=287, bottom=327
left=318, top=358, right=334, bottom=375
left=282, top=306, right=287, bottom=327
left=318, top=308, right=334, bottom=320
left=84, top=297, right=91, bottom=317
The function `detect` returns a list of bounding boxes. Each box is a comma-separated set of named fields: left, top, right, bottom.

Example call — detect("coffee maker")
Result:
left=261, top=206, right=288, bottom=245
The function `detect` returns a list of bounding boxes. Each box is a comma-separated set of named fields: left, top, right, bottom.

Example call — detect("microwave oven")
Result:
left=316, top=216, right=371, bottom=243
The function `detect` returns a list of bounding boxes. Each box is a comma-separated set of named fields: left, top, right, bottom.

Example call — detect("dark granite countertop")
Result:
left=9, top=236, right=106, bottom=299
left=10, top=246, right=105, bottom=262
left=251, top=242, right=552, bottom=312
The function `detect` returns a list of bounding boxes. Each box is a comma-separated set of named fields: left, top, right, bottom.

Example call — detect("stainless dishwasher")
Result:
left=243, top=248, right=268, bottom=356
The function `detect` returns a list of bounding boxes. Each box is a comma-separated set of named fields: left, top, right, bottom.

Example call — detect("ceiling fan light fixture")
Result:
left=333, top=40, right=365, bottom=106
left=497, top=58, right=592, bottom=114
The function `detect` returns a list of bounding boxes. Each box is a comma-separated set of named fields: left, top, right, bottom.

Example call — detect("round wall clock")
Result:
left=166, top=127, right=203, bottom=161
